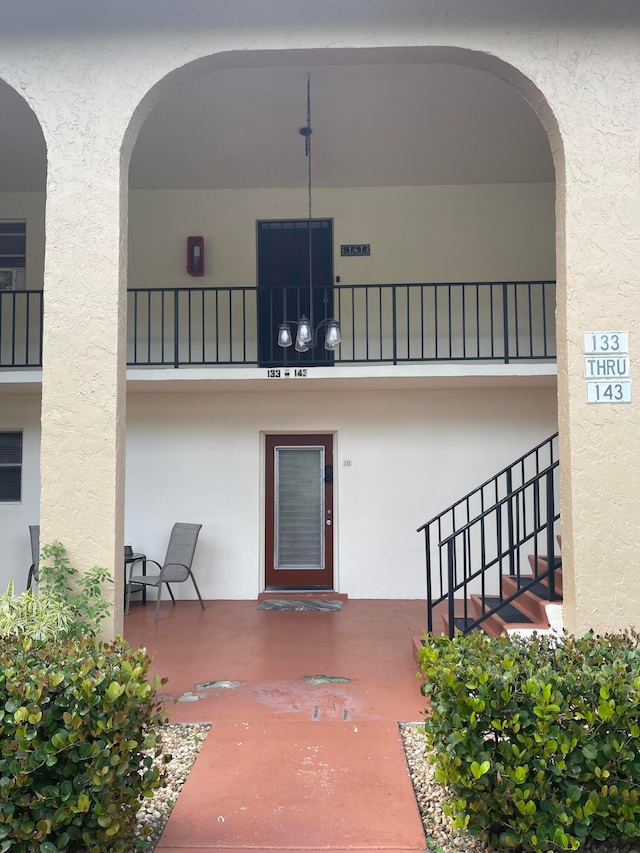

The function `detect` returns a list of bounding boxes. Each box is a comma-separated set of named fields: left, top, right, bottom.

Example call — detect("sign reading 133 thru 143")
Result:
left=583, top=331, right=631, bottom=404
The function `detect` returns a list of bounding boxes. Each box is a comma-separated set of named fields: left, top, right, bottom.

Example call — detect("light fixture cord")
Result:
left=306, top=72, right=313, bottom=330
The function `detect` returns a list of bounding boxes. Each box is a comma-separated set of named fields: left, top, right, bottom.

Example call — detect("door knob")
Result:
left=326, top=519, right=332, bottom=526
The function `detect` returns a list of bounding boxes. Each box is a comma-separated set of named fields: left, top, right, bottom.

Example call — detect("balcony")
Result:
left=0, top=281, right=556, bottom=371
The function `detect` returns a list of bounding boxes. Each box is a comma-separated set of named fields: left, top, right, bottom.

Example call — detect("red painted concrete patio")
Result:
left=124, top=598, right=431, bottom=853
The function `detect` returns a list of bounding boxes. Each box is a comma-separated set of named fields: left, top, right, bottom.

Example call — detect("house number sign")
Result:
left=266, top=368, right=308, bottom=379
left=583, top=332, right=632, bottom=403
left=340, top=244, right=370, bottom=257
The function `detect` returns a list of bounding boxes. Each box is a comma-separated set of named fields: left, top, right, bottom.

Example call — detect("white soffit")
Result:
left=129, top=64, right=554, bottom=190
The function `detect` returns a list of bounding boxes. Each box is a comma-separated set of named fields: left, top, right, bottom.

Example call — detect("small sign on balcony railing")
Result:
left=340, top=244, right=370, bottom=257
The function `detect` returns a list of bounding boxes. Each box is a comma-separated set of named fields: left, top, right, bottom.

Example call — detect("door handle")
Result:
left=325, top=519, right=332, bottom=526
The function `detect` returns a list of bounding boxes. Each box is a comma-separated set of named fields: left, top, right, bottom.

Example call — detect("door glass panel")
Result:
left=275, top=446, right=324, bottom=569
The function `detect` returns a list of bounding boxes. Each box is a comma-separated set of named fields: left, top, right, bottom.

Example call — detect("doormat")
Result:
left=257, top=599, right=343, bottom=611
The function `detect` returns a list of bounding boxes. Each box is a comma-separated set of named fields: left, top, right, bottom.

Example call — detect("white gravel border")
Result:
left=401, top=723, right=487, bottom=853
left=133, top=723, right=210, bottom=851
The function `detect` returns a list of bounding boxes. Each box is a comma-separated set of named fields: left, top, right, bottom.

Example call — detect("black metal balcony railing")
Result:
left=0, top=290, right=43, bottom=367
left=0, top=281, right=556, bottom=369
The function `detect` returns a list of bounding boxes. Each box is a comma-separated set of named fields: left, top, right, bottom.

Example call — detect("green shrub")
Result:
left=0, top=634, right=168, bottom=853
left=417, top=631, right=640, bottom=852
left=0, top=541, right=111, bottom=641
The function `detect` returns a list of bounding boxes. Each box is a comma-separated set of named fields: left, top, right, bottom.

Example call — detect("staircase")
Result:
left=416, top=434, right=562, bottom=643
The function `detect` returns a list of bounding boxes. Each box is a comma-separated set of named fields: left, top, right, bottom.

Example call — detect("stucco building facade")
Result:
left=0, top=1, right=638, bottom=637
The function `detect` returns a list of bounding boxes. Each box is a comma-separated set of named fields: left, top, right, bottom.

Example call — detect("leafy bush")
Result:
left=417, top=631, right=640, bottom=852
left=0, top=634, right=168, bottom=853
left=0, top=541, right=111, bottom=641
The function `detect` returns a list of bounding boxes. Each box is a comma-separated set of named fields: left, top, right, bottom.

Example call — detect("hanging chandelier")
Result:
left=277, top=73, right=341, bottom=354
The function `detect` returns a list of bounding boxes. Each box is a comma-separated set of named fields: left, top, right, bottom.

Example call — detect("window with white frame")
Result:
left=0, top=431, right=22, bottom=502
left=0, top=221, right=26, bottom=291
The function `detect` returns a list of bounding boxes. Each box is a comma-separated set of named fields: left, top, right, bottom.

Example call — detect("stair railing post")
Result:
left=173, top=289, right=180, bottom=369
left=506, top=469, right=516, bottom=580
left=502, top=281, right=510, bottom=364
left=0, top=292, right=5, bottom=367
left=546, top=468, right=557, bottom=600
left=392, top=284, right=398, bottom=365
left=447, top=539, right=455, bottom=638
left=425, top=527, right=433, bottom=634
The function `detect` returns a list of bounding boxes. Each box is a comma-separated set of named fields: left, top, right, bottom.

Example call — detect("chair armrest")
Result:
left=127, top=557, right=160, bottom=585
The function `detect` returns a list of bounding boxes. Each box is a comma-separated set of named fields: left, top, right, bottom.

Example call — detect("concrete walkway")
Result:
left=125, top=599, right=430, bottom=853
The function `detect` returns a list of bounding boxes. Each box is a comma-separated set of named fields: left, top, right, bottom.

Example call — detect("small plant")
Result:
left=417, top=631, right=640, bottom=852
left=0, top=541, right=112, bottom=641
left=39, top=541, right=112, bottom=634
left=0, top=579, right=74, bottom=641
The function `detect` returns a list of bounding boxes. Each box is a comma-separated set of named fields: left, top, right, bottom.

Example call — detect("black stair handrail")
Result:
left=439, top=461, right=558, bottom=543
left=418, top=433, right=559, bottom=634
left=441, top=463, right=560, bottom=637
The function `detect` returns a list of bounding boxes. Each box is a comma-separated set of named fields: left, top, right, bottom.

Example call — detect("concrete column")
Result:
left=557, top=117, right=640, bottom=634
left=40, top=138, right=127, bottom=639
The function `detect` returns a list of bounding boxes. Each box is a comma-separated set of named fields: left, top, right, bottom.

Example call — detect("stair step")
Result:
left=480, top=597, right=534, bottom=624
left=515, top=578, right=553, bottom=597
left=527, top=555, right=563, bottom=594
left=440, top=612, right=490, bottom=637
left=468, top=594, right=537, bottom=638
left=501, top=576, right=551, bottom=622
left=528, top=554, right=562, bottom=569
left=452, top=616, right=489, bottom=634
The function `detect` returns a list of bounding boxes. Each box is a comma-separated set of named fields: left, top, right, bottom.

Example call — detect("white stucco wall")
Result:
left=122, top=385, right=558, bottom=600
left=0, top=184, right=555, bottom=291
left=128, top=184, right=555, bottom=288
left=0, top=184, right=555, bottom=290
left=0, top=386, right=558, bottom=598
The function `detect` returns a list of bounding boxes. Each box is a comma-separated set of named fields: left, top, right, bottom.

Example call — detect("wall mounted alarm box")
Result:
left=186, top=236, right=204, bottom=276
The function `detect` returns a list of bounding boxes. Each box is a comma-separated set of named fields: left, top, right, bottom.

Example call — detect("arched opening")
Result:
left=0, top=78, right=47, bottom=586
left=121, top=47, right=563, bottom=621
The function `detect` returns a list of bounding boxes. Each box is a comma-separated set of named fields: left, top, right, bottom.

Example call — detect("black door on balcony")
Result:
left=257, top=219, right=334, bottom=367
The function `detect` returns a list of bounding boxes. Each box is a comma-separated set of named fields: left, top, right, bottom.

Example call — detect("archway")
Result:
left=0, top=78, right=47, bottom=589
left=120, top=46, right=564, bottom=621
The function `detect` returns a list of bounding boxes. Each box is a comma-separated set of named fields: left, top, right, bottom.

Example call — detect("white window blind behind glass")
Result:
left=275, top=446, right=324, bottom=569
left=0, top=431, right=22, bottom=502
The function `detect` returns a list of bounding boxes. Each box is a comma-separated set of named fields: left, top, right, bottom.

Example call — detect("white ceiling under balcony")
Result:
left=0, top=63, right=554, bottom=193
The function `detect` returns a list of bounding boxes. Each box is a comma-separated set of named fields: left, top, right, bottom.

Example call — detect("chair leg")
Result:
left=125, top=575, right=132, bottom=615
left=166, top=583, right=176, bottom=603
left=154, top=583, right=163, bottom=622
left=190, top=572, right=206, bottom=610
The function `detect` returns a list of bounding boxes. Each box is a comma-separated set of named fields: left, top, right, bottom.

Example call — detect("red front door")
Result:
left=265, top=434, right=334, bottom=590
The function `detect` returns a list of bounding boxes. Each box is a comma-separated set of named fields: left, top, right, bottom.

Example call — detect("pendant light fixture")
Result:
left=277, top=73, right=341, bottom=354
